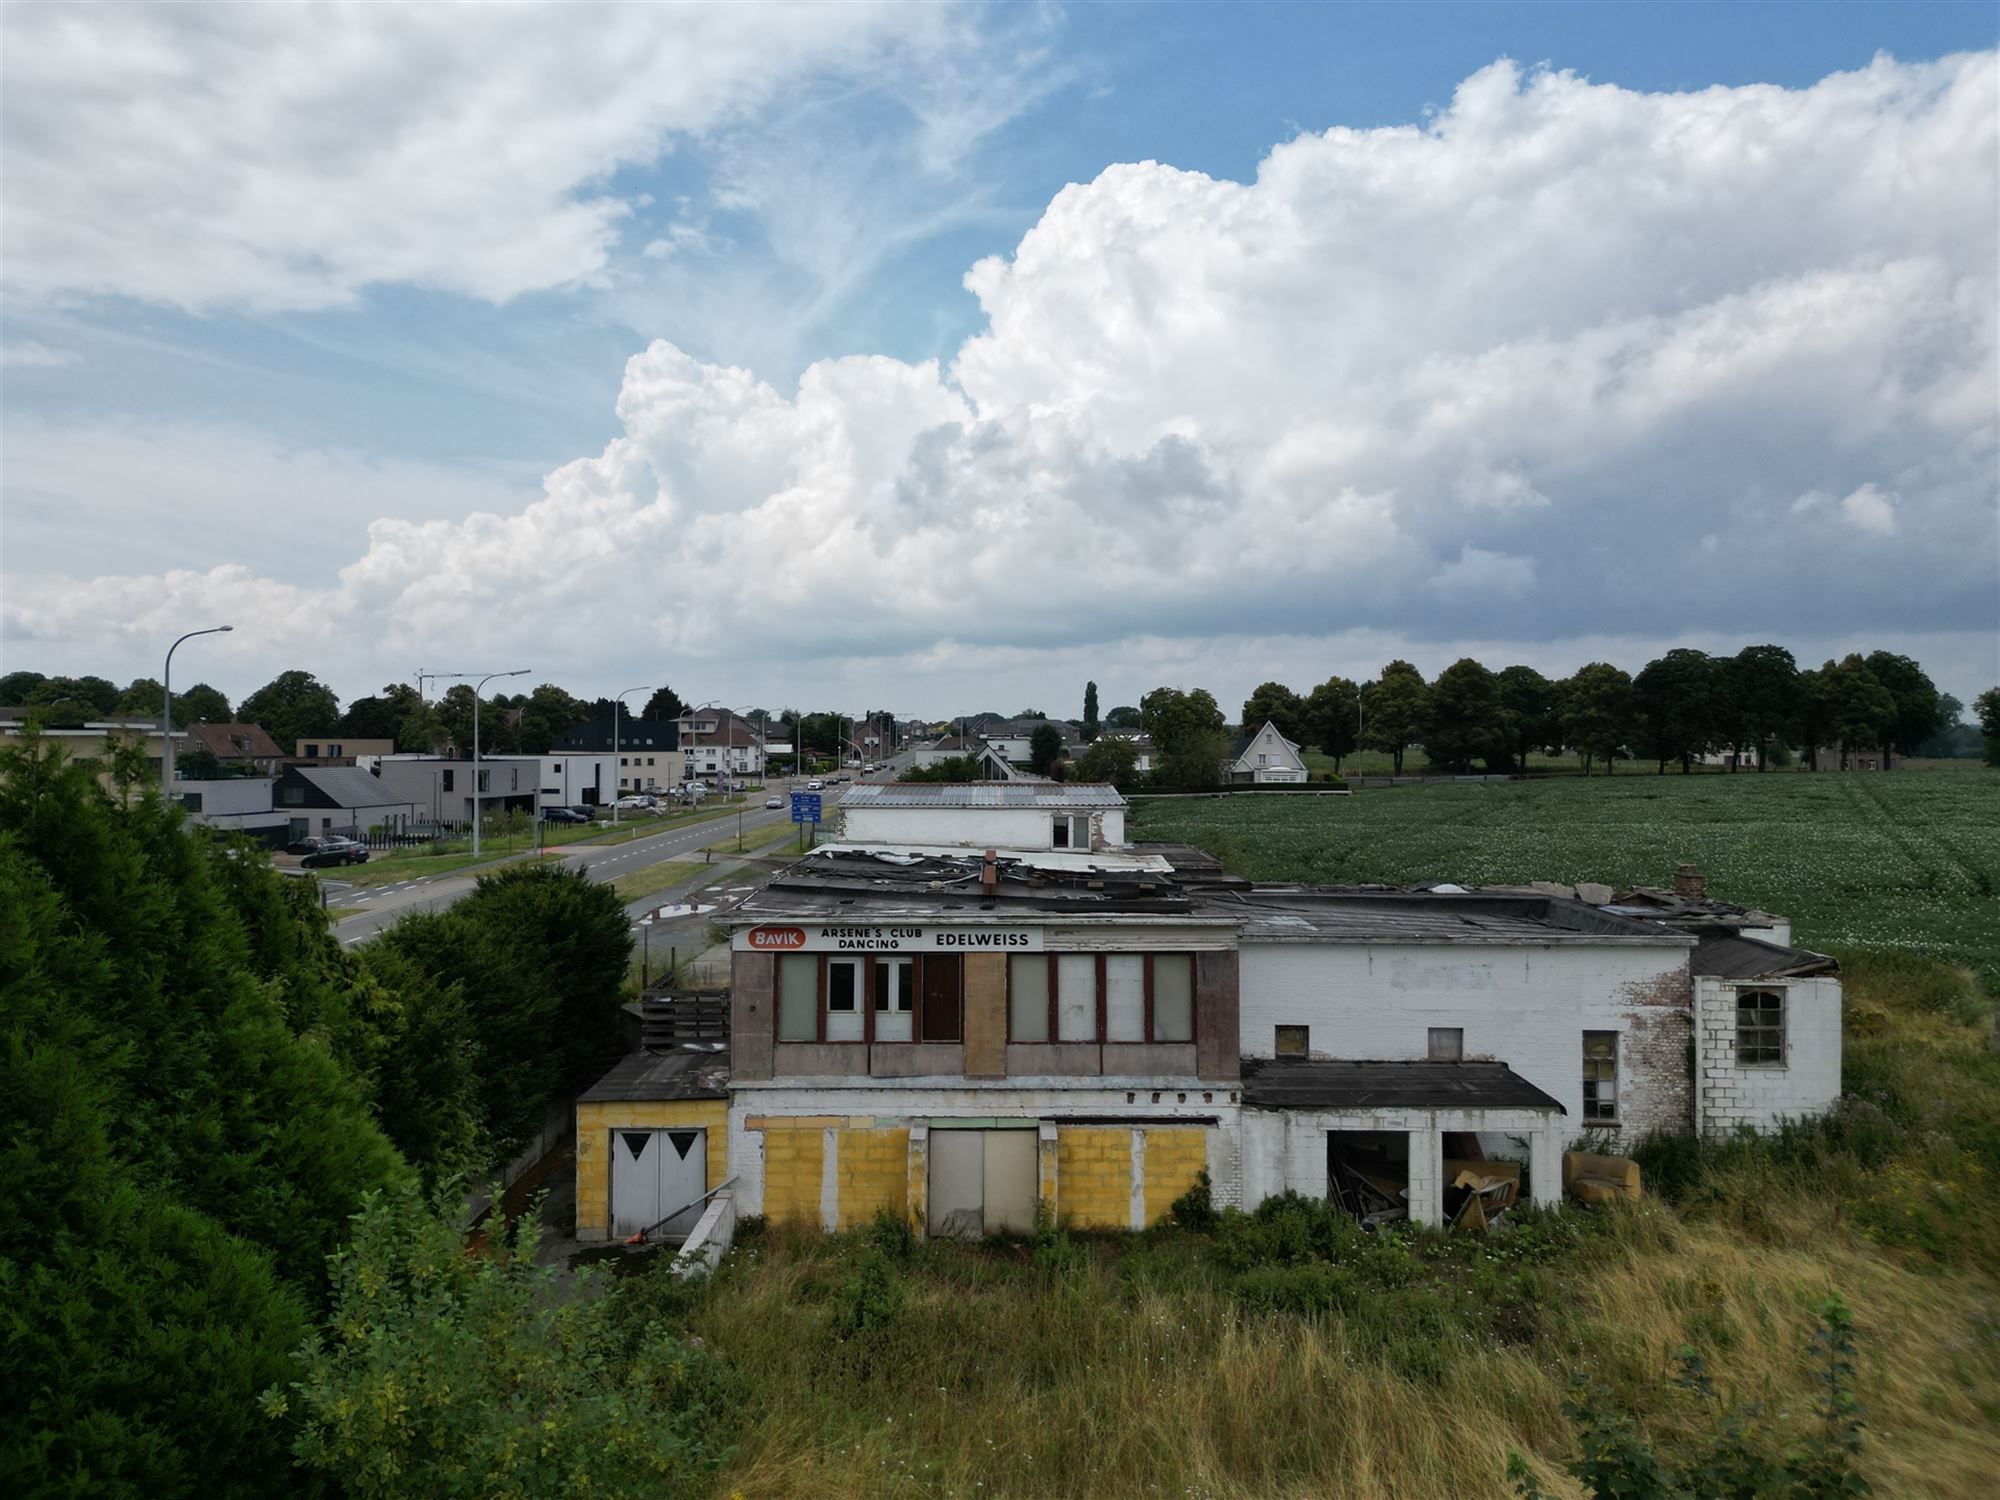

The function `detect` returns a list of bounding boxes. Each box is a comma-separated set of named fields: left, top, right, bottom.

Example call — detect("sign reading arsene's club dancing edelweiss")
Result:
left=740, top=924, right=1044, bottom=953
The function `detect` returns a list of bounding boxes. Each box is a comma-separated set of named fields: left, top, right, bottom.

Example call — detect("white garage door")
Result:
left=610, top=1127, right=707, bottom=1241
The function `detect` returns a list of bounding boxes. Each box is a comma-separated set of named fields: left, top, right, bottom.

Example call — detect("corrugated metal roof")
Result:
left=1242, top=1058, right=1566, bottom=1113
left=842, top=782, right=1124, bottom=810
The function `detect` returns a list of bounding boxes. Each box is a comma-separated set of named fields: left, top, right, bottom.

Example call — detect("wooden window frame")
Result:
left=1735, top=988, right=1786, bottom=1067
left=1582, top=1030, right=1619, bottom=1123
left=769, top=954, right=966, bottom=1046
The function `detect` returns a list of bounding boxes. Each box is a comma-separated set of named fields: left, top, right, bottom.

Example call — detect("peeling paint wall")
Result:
left=1240, top=940, right=1696, bottom=1147
left=575, top=1099, right=728, bottom=1242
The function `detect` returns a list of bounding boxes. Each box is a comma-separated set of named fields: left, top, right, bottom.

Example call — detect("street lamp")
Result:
left=611, top=686, right=652, bottom=826
left=469, top=668, right=529, bottom=857
left=162, top=625, right=233, bottom=802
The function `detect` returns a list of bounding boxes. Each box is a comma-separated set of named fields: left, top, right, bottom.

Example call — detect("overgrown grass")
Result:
left=1129, top=768, right=2000, bottom=989
left=601, top=953, right=2000, bottom=1498
left=610, top=859, right=703, bottom=905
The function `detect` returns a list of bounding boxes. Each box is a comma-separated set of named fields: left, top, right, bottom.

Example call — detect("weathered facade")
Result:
left=574, top=845, right=1844, bottom=1243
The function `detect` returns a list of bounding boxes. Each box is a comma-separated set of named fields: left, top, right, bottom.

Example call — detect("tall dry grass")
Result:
left=607, top=951, right=2000, bottom=1498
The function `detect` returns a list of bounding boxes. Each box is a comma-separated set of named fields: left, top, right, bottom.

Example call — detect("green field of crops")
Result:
left=1130, top=767, right=2000, bottom=986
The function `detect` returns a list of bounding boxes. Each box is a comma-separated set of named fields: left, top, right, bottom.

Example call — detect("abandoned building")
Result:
left=575, top=790, right=1843, bottom=1249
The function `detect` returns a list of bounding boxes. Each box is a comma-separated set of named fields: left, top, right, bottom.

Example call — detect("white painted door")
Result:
left=610, top=1127, right=707, bottom=1240
left=928, top=1130, right=985, bottom=1238
left=982, top=1130, right=1037, bottom=1236
left=825, top=958, right=864, bottom=1042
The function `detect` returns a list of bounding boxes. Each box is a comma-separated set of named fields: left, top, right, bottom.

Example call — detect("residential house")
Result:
left=1099, top=731, right=1156, bottom=773
left=187, top=721, right=287, bottom=776
left=981, top=718, right=1083, bottom=767
left=293, top=736, right=395, bottom=765
left=175, top=777, right=290, bottom=843
left=910, top=733, right=984, bottom=768
left=1224, top=721, right=1307, bottom=783
left=677, top=708, right=767, bottom=784
left=366, top=754, right=559, bottom=825
left=553, top=717, right=680, bottom=795
left=271, top=766, right=424, bottom=842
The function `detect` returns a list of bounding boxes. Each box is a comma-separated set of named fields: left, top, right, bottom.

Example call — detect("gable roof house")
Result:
left=271, top=765, right=424, bottom=839
left=1225, top=720, right=1307, bottom=783
left=187, top=721, right=287, bottom=775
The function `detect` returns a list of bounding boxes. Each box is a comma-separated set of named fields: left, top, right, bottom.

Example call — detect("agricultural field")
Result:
left=1130, top=767, right=2000, bottom=987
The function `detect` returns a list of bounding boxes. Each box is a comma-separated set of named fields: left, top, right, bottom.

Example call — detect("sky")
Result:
left=2, top=1, right=1996, bottom=722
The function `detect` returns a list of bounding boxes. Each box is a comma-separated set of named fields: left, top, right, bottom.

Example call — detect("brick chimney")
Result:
left=1674, top=863, right=1705, bottom=900
left=981, top=848, right=998, bottom=898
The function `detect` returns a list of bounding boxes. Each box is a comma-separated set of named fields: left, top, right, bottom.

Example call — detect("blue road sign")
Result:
left=790, top=791, right=822, bottom=825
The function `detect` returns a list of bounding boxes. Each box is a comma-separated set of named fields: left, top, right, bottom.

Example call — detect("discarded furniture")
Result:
left=1562, top=1150, right=1641, bottom=1204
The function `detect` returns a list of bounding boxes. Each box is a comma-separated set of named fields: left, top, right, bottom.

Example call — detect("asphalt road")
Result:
left=330, top=794, right=797, bottom=947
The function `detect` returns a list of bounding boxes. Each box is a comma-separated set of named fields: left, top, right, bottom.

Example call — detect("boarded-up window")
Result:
left=920, top=955, right=962, bottom=1042
left=1428, top=1027, right=1463, bottom=1061
left=1105, top=956, right=1145, bottom=1041
left=1275, top=1024, right=1308, bottom=1057
left=1582, top=1031, right=1618, bottom=1121
left=1736, top=989, right=1785, bottom=1065
left=1057, top=955, right=1097, bottom=1041
left=777, top=954, right=817, bottom=1042
left=1153, top=955, right=1193, bottom=1042
left=1008, top=954, right=1049, bottom=1041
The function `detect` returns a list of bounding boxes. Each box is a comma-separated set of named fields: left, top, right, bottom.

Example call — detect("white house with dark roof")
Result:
left=1224, top=720, right=1307, bottom=783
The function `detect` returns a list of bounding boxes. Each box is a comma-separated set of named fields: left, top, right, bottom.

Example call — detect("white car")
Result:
left=806, top=778, right=824, bottom=791
left=614, top=795, right=652, bottom=811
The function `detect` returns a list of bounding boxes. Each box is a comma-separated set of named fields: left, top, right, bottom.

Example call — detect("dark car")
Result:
left=300, top=837, right=369, bottom=868
left=542, top=806, right=590, bottom=824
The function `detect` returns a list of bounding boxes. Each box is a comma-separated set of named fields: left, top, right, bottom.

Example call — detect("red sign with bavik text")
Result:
left=747, top=926, right=808, bottom=950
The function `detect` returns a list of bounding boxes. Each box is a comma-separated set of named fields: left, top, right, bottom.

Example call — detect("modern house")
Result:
left=293, top=736, right=395, bottom=765
left=175, top=777, right=291, bottom=842
left=553, top=717, right=680, bottom=795
left=1224, top=721, right=1308, bottom=783
left=365, top=753, right=609, bottom=823
left=271, top=766, right=424, bottom=841
left=575, top=837, right=1843, bottom=1246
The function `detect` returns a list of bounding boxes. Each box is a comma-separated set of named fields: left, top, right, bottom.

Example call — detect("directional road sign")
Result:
left=790, top=791, right=822, bottom=825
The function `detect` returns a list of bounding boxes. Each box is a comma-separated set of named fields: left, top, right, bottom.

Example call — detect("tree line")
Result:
left=0, top=733, right=655, bottom=1491
left=1228, top=646, right=1975, bottom=776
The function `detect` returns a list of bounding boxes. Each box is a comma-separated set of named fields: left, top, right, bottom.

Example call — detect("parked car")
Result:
left=541, top=806, right=590, bottom=824
left=614, top=796, right=652, bottom=811
left=300, top=837, right=369, bottom=868
left=764, top=795, right=784, bottom=809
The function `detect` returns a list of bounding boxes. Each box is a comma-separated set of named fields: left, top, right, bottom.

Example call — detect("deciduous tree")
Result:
left=1976, top=687, right=2000, bottom=767
left=1074, top=734, right=1139, bottom=789
left=1821, top=655, right=1897, bottom=770
left=239, top=669, right=341, bottom=751
left=1634, top=648, right=1722, bottom=773
left=1425, top=658, right=1507, bottom=773
left=1029, top=723, right=1066, bottom=774
left=1304, top=675, right=1360, bottom=769
left=641, top=685, right=687, bottom=722
left=1081, top=681, right=1100, bottom=743
left=1496, top=665, right=1562, bottom=772
left=1363, top=660, right=1430, bottom=775
left=1863, top=650, right=1947, bottom=764
left=1241, top=681, right=1308, bottom=744
left=1728, top=644, right=1798, bottom=770
left=1561, top=662, right=1637, bottom=775
left=176, top=681, right=233, bottom=725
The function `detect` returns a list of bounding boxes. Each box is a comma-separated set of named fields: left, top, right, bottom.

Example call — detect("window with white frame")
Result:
left=1051, top=814, right=1091, bottom=849
left=1736, top=989, right=1785, bottom=1065
left=1582, top=1031, right=1618, bottom=1121
left=1009, top=953, right=1194, bottom=1044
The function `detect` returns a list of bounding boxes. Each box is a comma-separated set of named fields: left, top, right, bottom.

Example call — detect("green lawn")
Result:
left=1131, top=766, right=2000, bottom=986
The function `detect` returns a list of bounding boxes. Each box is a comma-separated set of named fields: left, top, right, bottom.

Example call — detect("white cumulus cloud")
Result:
left=5, top=51, right=1996, bottom=707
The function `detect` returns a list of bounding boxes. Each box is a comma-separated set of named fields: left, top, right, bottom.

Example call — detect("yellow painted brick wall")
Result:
left=834, top=1125, right=911, bottom=1228
left=962, top=953, right=1007, bottom=1077
left=761, top=1125, right=827, bottom=1226
left=575, top=1099, right=728, bottom=1239
left=1142, top=1127, right=1208, bottom=1227
left=1056, top=1126, right=1133, bottom=1230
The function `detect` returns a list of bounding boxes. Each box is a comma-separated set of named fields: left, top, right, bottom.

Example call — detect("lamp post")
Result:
left=611, top=686, right=652, bottom=826
left=162, top=624, right=233, bottom=802
left=469, top=668, right=529, bottom=857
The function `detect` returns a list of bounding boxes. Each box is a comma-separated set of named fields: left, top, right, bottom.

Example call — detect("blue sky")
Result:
left=2, top=2, right=1995, bottom=716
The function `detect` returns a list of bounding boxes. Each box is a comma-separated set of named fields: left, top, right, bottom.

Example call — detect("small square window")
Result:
left=1428, top=1027, right=1463, bottom=1062
left=1275, top=1024, right=1308, bottom=1057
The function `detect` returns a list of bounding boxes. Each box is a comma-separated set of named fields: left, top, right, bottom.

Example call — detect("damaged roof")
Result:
left=1691, top=934, right=1839, bottom=980
left=1242, top=1058, right=1566, bottom=1113
left=580, top=1047, right=730, bottom=1103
